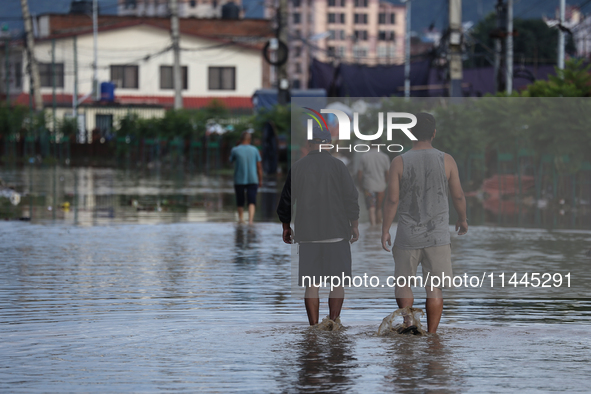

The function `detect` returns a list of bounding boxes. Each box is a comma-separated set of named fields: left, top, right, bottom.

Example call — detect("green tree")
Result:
left=522, top=59, right=591, bottom=97
left=469, top=13, right=576, bottom=68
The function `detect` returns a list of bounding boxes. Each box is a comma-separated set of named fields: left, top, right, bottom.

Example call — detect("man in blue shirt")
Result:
left=230, top=131, right=263, bottom=224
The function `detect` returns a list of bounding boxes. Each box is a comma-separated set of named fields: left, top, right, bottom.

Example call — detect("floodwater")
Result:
left=1, top=166, right=591, bottom=392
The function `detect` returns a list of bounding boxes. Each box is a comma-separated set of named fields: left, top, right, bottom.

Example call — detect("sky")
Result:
left=1, top=0, right=587, bottom=36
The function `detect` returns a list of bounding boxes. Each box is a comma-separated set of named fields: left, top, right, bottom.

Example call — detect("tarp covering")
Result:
left=309, top=58, right=558, bottom=97
left=309, top=58, right=432, bottom=97
left=428, top=65, right=558, bottom=97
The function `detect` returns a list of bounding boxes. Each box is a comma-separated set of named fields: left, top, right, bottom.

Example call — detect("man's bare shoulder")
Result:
left=443, top=153, right=458, bottom=166
left=392, top=155, right=403, bottom=165
left=390, top=155, right=403, bottom=174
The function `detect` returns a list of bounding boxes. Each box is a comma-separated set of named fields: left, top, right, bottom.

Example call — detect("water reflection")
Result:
left=0, top=166, right=282, bottom=224
left=382, top=335, right=461, bottom=393
left=1, top=222, right=591, bottom=392
left=234, top=224, right=260, bottom=266
left=1, top=166, right=590, bottom=229
left=293, top=330, right=357, bottom=392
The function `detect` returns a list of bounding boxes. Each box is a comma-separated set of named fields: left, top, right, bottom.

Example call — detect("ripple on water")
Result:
left=1, top=221, right=591, bottom=392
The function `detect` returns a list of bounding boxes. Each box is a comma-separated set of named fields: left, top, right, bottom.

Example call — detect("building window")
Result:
left=110, top=65, right=139, bottom=89
left=354, top=30, right=368, bottom=41
left=292, top=79, right=301, bottom=89
left=295, top=62, right=302, bottom=73
left=190, top=0, right=196, bottom=7
left=293, top=13, right=301, bottom=24
left=353, top=45, right=367, bottom=58
left=39, top=63, right=64, bottom=88
left=328, top=46, right=335, bottom=57
left=328, top=0, right=336, bottom=6
left=378, top=31, right=395, bottom=41
left=125, top=0, right=136, bottom=9
left=293, top=0, right=301, bottom=7
left=390, top=13, right=396, bottom=24
left=340, top=0, right=345, bottom=6
left=208, top=66, right=235, bottom=90
left=354, top=13, right=367, bottom=24
left=379, top=13, right=386, bottom=24
left=354, top=0, right=367, bottom=7
left=337, top=46, right=346, bottom=57
left=378, top=46, right=388, bottom=58
left=328, top=13, right=336, bottom=23
left=340, top=13, right=346, bottom=23
left=339, top=30, right=346, bottom=40
left=160, top=66, right=188, bottom=90
left=294, top=46, right=302, bottom=57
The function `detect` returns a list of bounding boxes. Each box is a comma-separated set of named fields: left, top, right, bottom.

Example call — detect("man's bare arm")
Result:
left=381, top=156, right=402, bottom=251
left=446, top=154, right=468, bottom=235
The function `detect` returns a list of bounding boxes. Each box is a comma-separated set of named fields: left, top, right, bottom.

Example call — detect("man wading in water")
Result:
left=381, top=112, right=468, bottom=334
left=277, top=123, right=359, bottom=327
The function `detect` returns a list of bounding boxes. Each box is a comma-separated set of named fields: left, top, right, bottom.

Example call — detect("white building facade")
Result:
left=1, top=20, right=269, bottom=136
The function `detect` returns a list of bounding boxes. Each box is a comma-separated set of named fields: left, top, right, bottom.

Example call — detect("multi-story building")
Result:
left=118, top=0, right=243, bottom=19
left=266, top=0, right=406, bottom=89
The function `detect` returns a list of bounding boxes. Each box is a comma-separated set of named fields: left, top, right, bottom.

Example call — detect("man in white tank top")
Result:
left=381, top=112, right=468, bottom=334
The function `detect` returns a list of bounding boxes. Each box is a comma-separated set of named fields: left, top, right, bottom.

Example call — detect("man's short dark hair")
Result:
left=412, top=112, right=436, bottom=141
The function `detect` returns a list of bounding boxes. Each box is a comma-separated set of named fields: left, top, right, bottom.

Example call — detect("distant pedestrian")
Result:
left=230, top=131, right=263, bottom=224
left=357, top=145, right=390, bottom=226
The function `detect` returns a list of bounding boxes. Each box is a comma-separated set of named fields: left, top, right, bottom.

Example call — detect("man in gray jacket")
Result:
left=381, top=112, right=468, bottom=334
left=277, top=124, right=359, bottom=327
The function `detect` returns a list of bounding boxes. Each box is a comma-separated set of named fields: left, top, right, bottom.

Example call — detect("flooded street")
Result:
left=1, top=167, right=591, bottom=392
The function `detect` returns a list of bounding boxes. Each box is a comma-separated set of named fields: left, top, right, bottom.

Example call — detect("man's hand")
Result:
left=258, top=180, right=263, bottom=188
left=381, top=231, right=392, bottom=252
left=282, top=223, right=292, bottom=244
left=455, top=219, right=468, bottom=235
left=350, top=226, right=359, bottom=244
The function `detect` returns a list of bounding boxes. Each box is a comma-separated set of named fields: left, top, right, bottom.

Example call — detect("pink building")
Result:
left=267, top=0, right=406, bottom=88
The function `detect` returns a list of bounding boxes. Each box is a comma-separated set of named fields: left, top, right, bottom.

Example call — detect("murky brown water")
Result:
left=1, top=166, right=590, bottom=392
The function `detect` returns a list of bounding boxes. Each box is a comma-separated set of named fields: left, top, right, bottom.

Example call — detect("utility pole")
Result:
left=4, top=33, right=9, bottom=106
left=494, top=0, right=506, bottom=93
left=448, top=0, right=462, bottom=97
left=73, top=35, right=78, bottom=118
left=277, top=0, right=289, bottom=105
left=506, top=0, right=513, bottom=94
left=20, top=0, right=42, bottom=111
left=92, top=0, right=99, bottom=101
left=52, top=39, right=56, bottom=134
left=73, top=35, right=82, bottom=142
left=170, top=0, right=183, bottom=109
left=403, top=0, right=411, bottom=98
left=558, top=0, right=565, bottom=70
